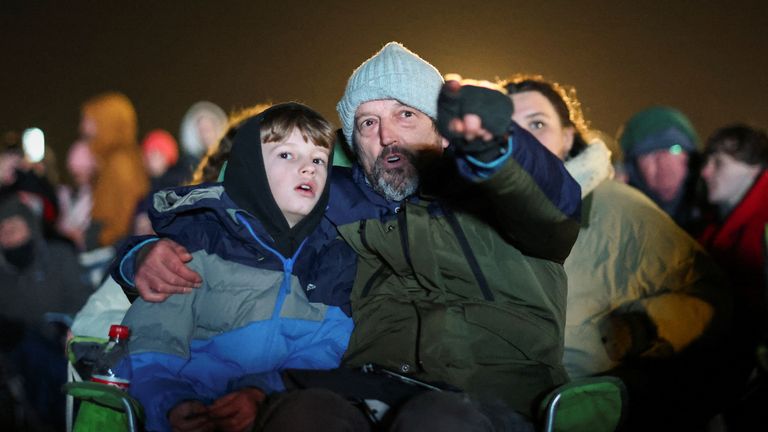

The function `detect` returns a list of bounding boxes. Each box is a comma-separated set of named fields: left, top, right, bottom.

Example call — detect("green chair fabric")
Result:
left=65, top=337, right=143, bottom=432
left=538, top=376, right=627, bottom=432
left=64, top=381, right=144, bottom=432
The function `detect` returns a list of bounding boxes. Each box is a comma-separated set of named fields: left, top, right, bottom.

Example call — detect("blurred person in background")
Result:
left=187, top=103, right=271, bottom=185
left=56, top=139, right=97, bottom=251
left=698, top=124, right=768, bottom=429
left=0, top=193, right=91, bottom=431
left=141, top=129, right=187, bottom=192
left=506, top=76, right=733, bottom=430
left=80, top=92, right=149, bottom=248
left=178, top=101, right=228, bottom=180
left=1, top=132, right=60, bottom=239
left=619, top=106, right=707, bottom=234
left=132, top=129, right=186, bottom=239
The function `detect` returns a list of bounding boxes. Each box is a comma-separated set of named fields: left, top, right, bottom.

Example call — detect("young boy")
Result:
left=120, top=103, right=353, bottom=432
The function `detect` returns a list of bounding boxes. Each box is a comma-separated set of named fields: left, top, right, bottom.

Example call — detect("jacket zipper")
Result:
left=236, top=212, right=304, bottom=316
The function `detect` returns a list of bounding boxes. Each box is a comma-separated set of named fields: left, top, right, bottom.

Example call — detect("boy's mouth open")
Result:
left=295, top=182, right=316, bottom=197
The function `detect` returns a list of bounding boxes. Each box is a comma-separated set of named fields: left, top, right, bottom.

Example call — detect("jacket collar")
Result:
left=565, top=139, right=614, bottom=198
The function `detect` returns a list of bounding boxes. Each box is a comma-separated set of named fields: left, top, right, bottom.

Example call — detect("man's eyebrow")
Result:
left=355, top=102, right=420, bottom=121
left=393, top=101, right=419, bottom=111
left=355, top=111, right=376, bottom=120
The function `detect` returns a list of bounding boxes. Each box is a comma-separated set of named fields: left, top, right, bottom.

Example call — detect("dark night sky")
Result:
left=2, top=0, right=767, bottom=175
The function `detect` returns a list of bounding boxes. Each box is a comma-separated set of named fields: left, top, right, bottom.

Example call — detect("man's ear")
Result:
left=441, top=137, right=449, bottom=149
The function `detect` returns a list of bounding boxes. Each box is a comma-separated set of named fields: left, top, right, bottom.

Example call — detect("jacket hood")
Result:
left=223, top=103, right=333, bottom=257
left=82, top=92, right=139, bottom=159
left=150, top=184, right=255, bottom=244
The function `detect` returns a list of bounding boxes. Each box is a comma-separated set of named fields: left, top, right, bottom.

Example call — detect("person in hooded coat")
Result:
left=121, top=103, right=353, bottom=432
left=0, top=192, right=91, bottom=430
left=506, top=76, right=734, bottom=430
left=80, top=92, right=149, bottom=248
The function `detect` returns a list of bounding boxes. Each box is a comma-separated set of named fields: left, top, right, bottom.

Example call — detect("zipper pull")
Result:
left=282, top=258, right=294, bottom=294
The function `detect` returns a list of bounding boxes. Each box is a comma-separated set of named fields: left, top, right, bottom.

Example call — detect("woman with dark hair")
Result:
left=698, top=125, right=768, bottom=409
left=700, top=126, right=768, bottom=281
left=505, top=76, right=733, bottom=430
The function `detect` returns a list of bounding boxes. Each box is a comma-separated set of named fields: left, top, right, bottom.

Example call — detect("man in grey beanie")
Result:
left=335, top=42, right=446, bottom=203
left=115, top=42, right=582, bottom=430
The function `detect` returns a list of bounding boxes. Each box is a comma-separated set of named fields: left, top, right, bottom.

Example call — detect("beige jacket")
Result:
left=563, top=141, right=730, bottom=377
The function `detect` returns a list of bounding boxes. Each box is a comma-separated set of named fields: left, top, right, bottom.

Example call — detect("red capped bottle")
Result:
left=90, top=324, right=132, bottom=390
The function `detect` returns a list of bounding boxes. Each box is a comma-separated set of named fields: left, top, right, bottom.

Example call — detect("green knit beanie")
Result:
left=619, top=106, right=700, bottom=159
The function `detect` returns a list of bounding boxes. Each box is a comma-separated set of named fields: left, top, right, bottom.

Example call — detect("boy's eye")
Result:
left=279, top=152, right=293, bottom=160
left=313, top=158, right=326, bottom=165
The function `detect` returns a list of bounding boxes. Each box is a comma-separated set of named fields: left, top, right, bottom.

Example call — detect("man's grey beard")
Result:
left=370, top=168, right=419, bottom=202
left=363, top=146, right=420, bottom=202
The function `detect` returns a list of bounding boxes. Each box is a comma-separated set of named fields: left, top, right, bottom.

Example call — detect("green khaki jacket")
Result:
left=326, top=127, right=582, bottom=416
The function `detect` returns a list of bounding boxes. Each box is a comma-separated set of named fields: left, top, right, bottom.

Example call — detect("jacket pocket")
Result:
left=463, top=302, right=561, bottom=367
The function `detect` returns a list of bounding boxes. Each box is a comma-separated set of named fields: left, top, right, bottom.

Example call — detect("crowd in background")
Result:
left=0, top=94, right=229, bottom=431
left=1, top=68, right=767, bottom=432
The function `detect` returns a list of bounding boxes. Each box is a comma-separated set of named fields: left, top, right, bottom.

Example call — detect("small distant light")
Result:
left=22, top=127, right=46, bottom=163
left=669, top=144, right=683, bottom=155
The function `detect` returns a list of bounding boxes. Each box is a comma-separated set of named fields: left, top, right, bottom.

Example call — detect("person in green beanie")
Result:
left=619, top=106, right=706, bottom=233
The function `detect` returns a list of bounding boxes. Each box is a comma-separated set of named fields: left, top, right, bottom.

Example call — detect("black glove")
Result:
left=437, top=84, right=514, bottom=163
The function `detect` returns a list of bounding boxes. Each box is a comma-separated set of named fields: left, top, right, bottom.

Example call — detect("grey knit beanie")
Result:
left=336, top=42, right=444, bottom=149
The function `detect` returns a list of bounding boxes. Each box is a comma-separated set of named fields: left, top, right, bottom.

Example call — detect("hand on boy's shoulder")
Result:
left=135, top=238, right=202, bottom=303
